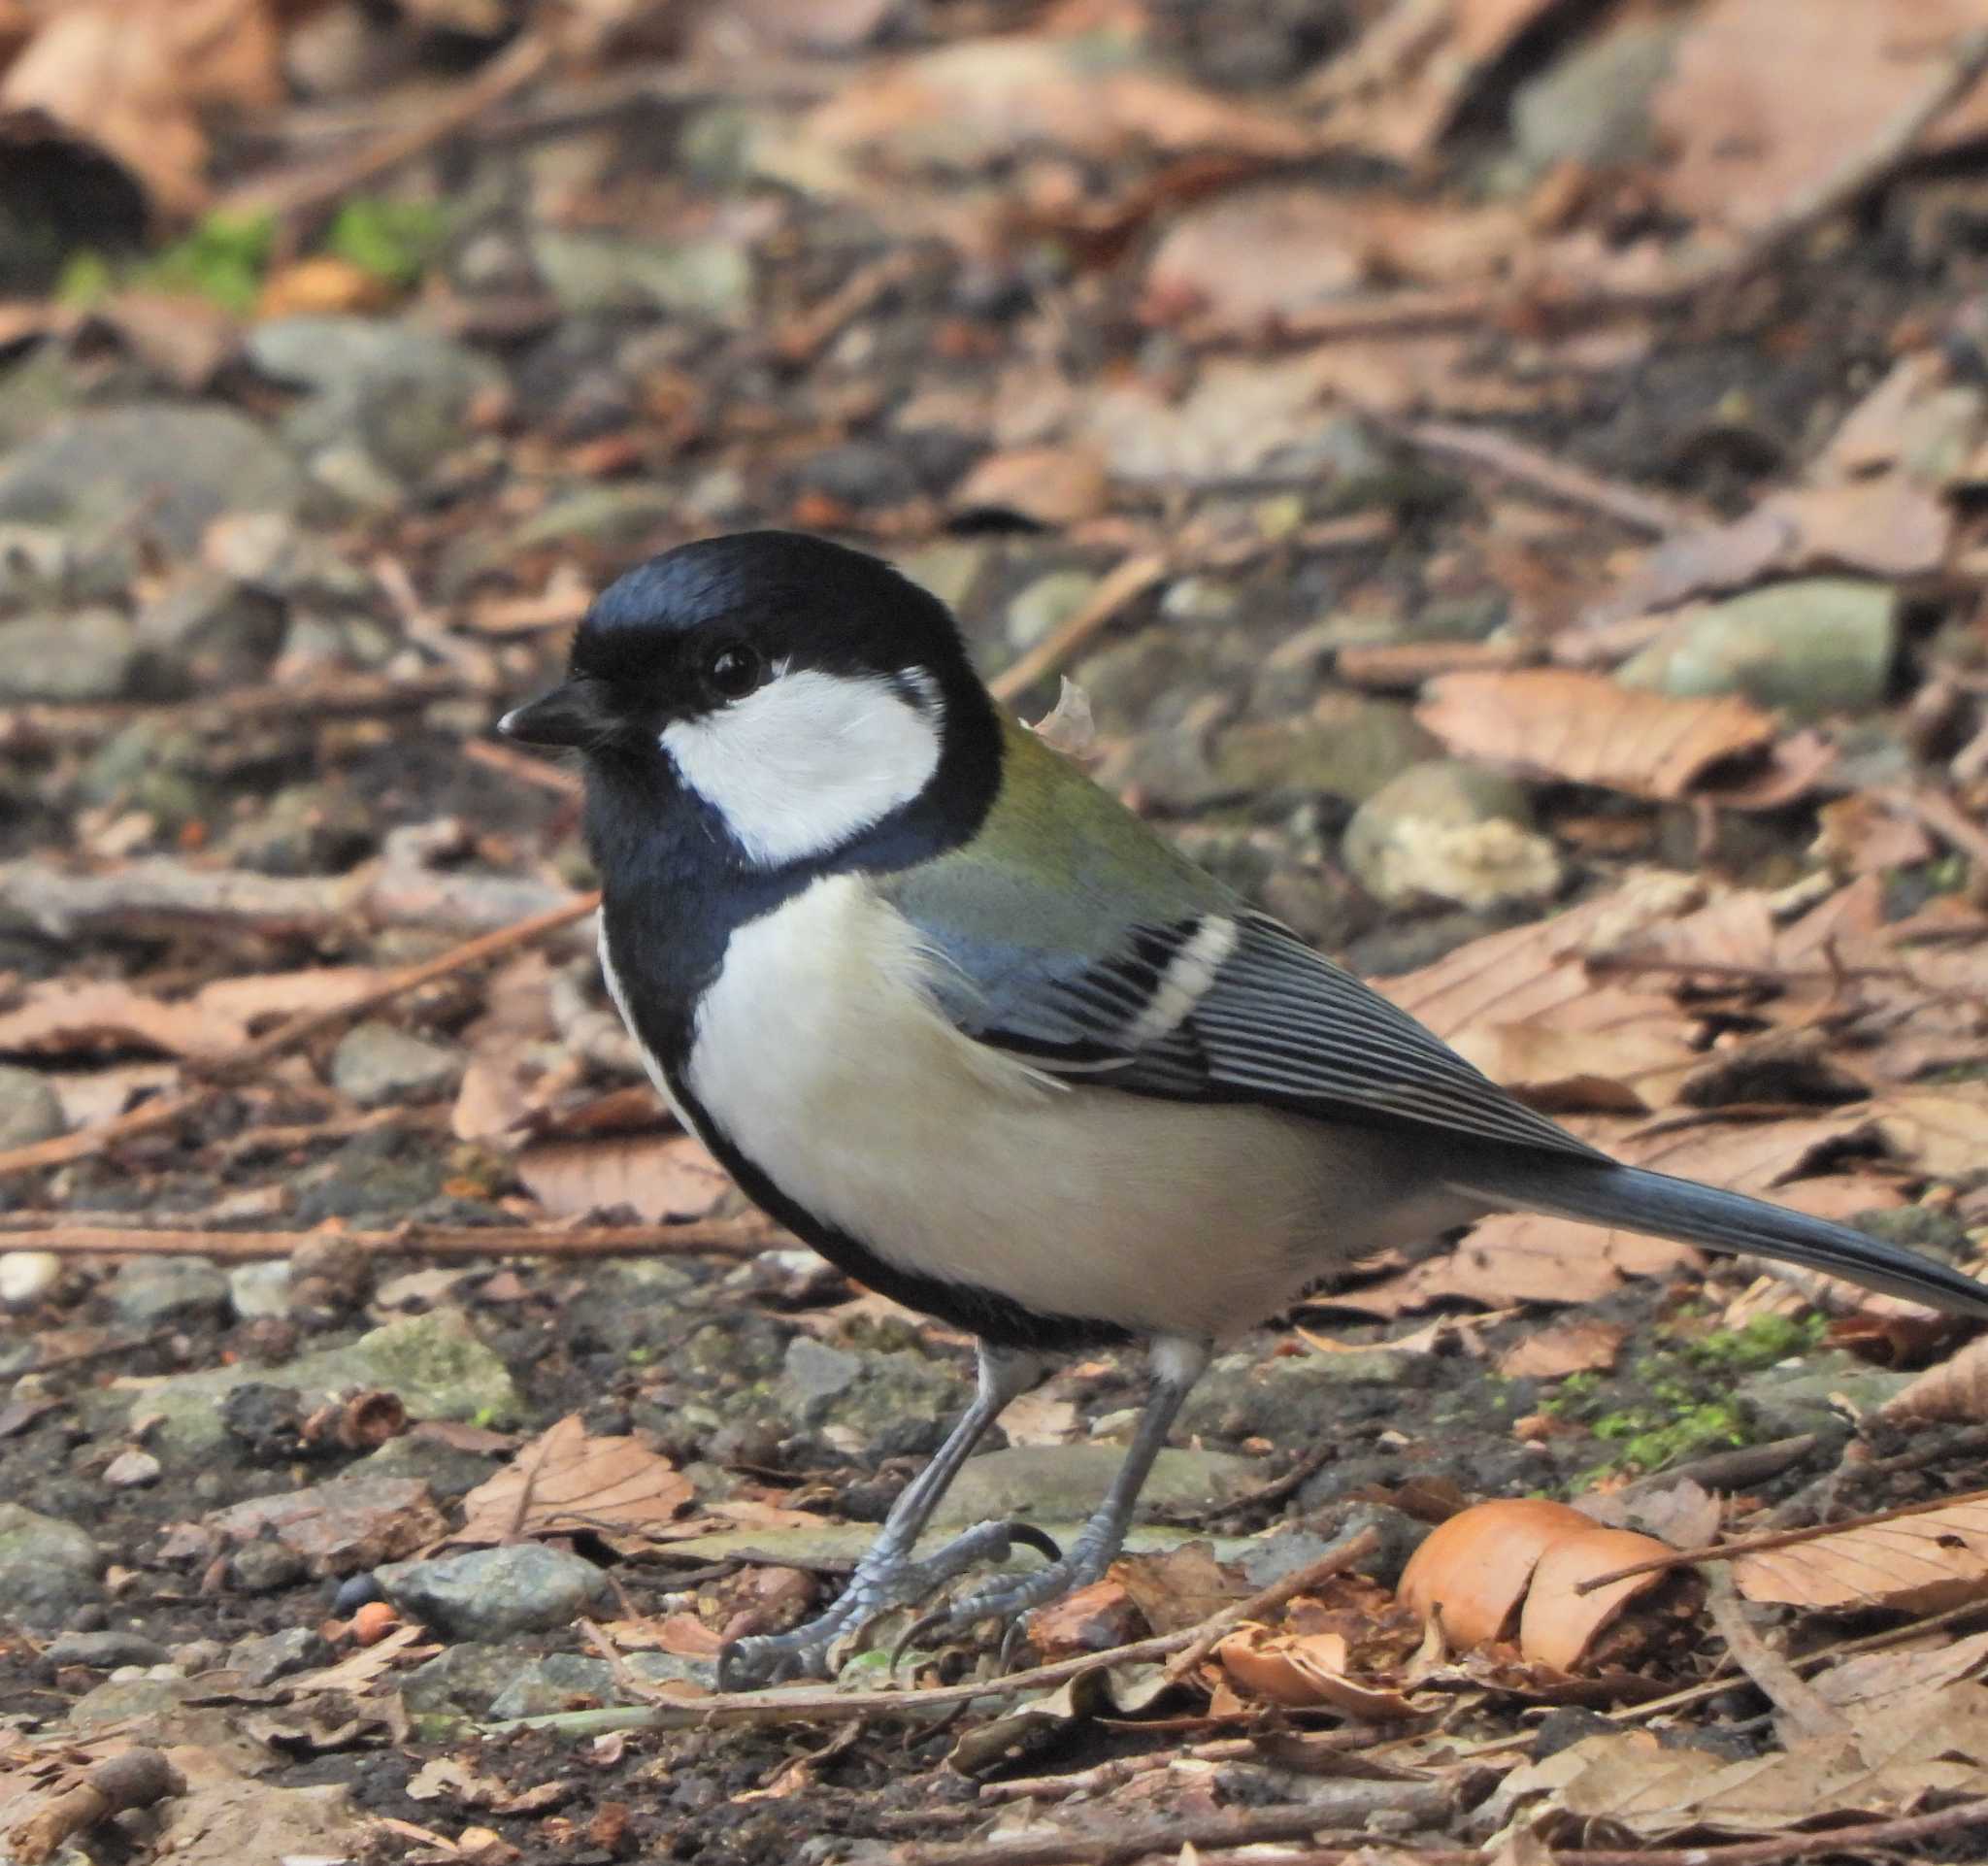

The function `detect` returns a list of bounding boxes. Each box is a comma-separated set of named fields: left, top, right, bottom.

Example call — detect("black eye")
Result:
left=707, top=645, right=763, bottom=700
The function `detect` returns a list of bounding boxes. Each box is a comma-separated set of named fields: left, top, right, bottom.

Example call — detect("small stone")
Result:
left=377, top=1542, right=613, bottom=1640
left=0, top=1249, right=61, bottom=1305
left=1616, top=580, right=1898, bottom=719
left=793, top=442, right=921, bottom=512
left=0, top=607, right=139, bottom=702
left=1736, top=1351, right=1911, bottom=1441
left=1508, top=15, right=1679, bottom=178
left=1342, top=759, right=1564, bottom=909
left=1005, top=568, right=1100, bottom=653
left=230, top=1540, right=308, bottom=1593
left=780, top=1338, right=864, bottom=1413
left=230, top=1625, right=327, bottom=1686
left=894, top=540, right=992, bottom=613
left=1209, top=695, right=1441, bottom=809
left=0, top=404, right=304, bottom=556
left=0, top=1502, right=104, bottom=1630
left=102, top=1449, right=162, bottom=1488
left=47, top=1628, right=171, bottom=1669
left=330, top=1022, right=461, bottom=1108
left=71, top=1676, right=197, bottom=1727
left=1159, top=576, right=1240, bottom=624
left=0, top=1066, right=63, bottom=1154
left=108, top=1254, right=230, bottom=1327
left=172, top=1638, right=226, bottom=1673
left=484, top=1652, right=618, bottom=1719
left=529, top=229, right=753, bottom=324
left=227, top=1260, right=296, bottom=1321
left=134, top=568, right=286, bottom=694
left=136, top=1312, right=520, bottom=1462
left=933, top=1446, right=1258, bottom=1529
left=513, top=484, right=679, bottom=551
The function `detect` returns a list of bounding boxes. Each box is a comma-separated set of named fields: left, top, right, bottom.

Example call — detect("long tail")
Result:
left=1444, top=1154, right=1988, bottom=1318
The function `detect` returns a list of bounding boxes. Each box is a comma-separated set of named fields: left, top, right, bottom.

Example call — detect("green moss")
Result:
left=325, top=197, right=449, bottom=288
left=148, top=213, right=277, bottom=314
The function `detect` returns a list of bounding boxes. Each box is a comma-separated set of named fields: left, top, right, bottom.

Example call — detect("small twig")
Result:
left=773, top=249, right=932, bottom=366
left=1160, top=1526, right=1382, bottom=1683
left=498, top=1528, right=1383, bottom=1738
left=893, top=1784, right=1454, bottom=1866
left=1616, top=1433, right=1821, bottom=1501
left=6, top=1216, right=778, bottom=1261
left=1383, top=417, right=1698, bottom=536
left=221, top=29, right=556, bottom=220
left=1880, top=783, right=1988, bottom=875
left=0, top=668, right=481, bottom=750
left=0, top=891, right=599, bottom=1181
left=1573, top=1481, right=1988, bottom=1594
left=988, top=553, right=1169, bottom=703
left=1704, top=1567, right=1847, bottom=1744
left=1277, top=1795, right=1988, bottom=1866
left=1151, top=1442, right=1334, bottom=1527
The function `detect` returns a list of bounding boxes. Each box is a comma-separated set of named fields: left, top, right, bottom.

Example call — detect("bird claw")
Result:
left=718, top=1518, right=1063, bottom=1691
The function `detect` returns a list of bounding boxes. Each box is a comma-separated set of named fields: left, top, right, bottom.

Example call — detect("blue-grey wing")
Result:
left=883, top=873, right=1607, bottom=1163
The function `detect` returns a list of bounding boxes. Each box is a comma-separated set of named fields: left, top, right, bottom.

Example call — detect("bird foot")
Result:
left=892, top=1542, right=1115, bottom=1672
left=715, top=1518, right=1060, bottom=1690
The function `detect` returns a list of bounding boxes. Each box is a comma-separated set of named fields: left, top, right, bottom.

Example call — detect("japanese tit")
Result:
left=501, top=529, right=1988, bottom=1687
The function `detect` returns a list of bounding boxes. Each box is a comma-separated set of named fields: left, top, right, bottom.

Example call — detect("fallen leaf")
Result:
left=1650, top=0, right=1987, bottom=235
left=1497, top=1320, right=1627, bottom=1382
left=1734, top=1496, right=1988, bottom=1613
left=202, top=1475, right=445, bottom=1577
left=1867, top=1086, right=1988, bottom=1179
left=1809, top=1629, right=1988, bottom=1716
left=1880, top=1335, right=1988, bottom=1426
left=515, top=1135, right=733, bottom=1222
left=1416, top=669, right=1776, bottom=801
left=950, top=445, right=1109, bottom=527
left=455, top=1414, right=693, bottom=1549
left=1215, top=1624, right=1425, bottom=1717
left=0, top=0, right=283, bottom=217
left=0, top=981, right=246, bottom=1061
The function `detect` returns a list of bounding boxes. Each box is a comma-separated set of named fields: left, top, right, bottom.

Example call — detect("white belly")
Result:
left=675, top=875, right=1474, bottom=1340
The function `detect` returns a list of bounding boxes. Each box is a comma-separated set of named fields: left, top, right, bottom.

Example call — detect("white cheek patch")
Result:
left=661, top=667, right=944, bottom=866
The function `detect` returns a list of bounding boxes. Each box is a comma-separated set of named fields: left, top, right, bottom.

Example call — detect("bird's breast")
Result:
left=671, top=874, right=1478, bottom=1340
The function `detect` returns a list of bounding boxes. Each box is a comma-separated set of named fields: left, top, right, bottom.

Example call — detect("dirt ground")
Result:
left=7, top=3, right=1988, bottom=1863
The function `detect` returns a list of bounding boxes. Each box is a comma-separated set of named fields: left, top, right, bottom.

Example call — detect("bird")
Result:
left=499, top=529, right=1988, bottom=1688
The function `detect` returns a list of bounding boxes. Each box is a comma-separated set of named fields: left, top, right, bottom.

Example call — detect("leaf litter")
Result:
left=6, top=0, right=1988, bottom=1860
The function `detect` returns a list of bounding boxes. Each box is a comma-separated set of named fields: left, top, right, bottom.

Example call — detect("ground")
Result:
left=5, top=2, right=1988, bottom=1863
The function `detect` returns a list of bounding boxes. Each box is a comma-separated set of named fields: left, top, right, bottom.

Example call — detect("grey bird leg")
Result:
left=896, top=1335, right=1212, bottom=1665
left=716, top=1341, right=1052, bottom=1688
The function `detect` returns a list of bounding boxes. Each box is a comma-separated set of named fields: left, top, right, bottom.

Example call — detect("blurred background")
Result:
left=8, top=4, right=1988, bottom=1856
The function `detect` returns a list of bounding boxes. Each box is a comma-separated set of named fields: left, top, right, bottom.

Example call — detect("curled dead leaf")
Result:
left=1399, top=1499, right=1674, bottom=1670
left=1213, top=1624, right=1424, bottom=1718
left=951, top=445, right=1109, bottom=527
left=456, top=1414, right=693, bottom=1551
left=1417, top=669, right=1776, bottom=801
left=1881, top=1335, right=1988, bottom=1426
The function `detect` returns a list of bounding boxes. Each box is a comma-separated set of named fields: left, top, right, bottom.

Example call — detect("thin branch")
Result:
left=0, top=891, right=600, bottom=1181
left=988, top=553, right=1169, bottom=703
left=3, top=1217, right=777, bottom=1261
left=1704, top=1568, right=1847, bottom=1745
left=1572, top=1482, right=1988, bottom=1594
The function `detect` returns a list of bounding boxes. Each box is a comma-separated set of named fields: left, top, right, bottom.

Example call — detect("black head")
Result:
left=500, top=531, right=1002, bottom=871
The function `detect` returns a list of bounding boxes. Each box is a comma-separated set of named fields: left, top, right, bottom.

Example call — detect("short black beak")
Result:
left=498, top=681, right=606, bottom=750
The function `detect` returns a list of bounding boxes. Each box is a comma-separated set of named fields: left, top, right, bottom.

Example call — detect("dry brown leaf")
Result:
left=1113, top=1541, right=1251, bottom=1636
left=1489, top=1684, right=1988, bottom=1840
left=1417, top=669, right=1775, bottom=801
left=1517, top=1526, right=1674, bottom=1674
left=204, top=1475, right=445, bottom=1577
left=951, top=445, right=1109, bottom=526
left=1880, top=1335, right=1988, bottom=1426
left=1398, top=1499, right=1592, bottom=1649
left=1650, top=0, right=1986, bottom=235
left=0, top=0, right=283, bottom=217
left=455, top=1414, right=692, bottom=1549
left=0, top=980, right=247, bottom=1061
left=193, top=967, right=389, bottom=1025
left=515, top=1135, right=732, bottom=1222
left=1496, top=1320, right=1627, bottom=1382
left=1809, top=1629, right=1988, bottom=1716
left=1213, top=1625, right=1424, bottom=1718
left=1734, top=1497, right=1988, bottom=1613
left=1867, top=1086, right=1988, bottom=1179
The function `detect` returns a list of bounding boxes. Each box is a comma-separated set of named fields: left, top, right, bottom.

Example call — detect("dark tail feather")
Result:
left=1445, top=1156, right=1988, bottom=1319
